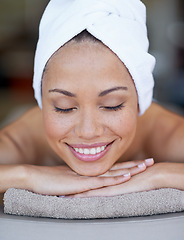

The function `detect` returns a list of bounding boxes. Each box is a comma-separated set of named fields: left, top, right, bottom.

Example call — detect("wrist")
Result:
left=13, top=164, right=30, bottom=189
left=6, top=165, right=30, bottom=191
left=154, top=162, right=184, bottom=190
left=150, top=162, right=169, bottom=189
left=0, top=164, right=29, bottom=193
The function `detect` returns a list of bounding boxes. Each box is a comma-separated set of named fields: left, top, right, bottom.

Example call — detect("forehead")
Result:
left=42, top=41, right=138, bottom=103
left=45, top=40, right=130, bottom=78
left=48, top=40, right=112, bottom=66
left=42, top=40, right=137, bottom=93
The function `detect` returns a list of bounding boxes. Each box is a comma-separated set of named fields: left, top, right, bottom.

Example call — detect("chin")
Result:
left=71, top=163, right=109, bottom=177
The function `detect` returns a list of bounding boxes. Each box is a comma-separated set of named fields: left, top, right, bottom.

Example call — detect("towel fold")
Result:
left=4, top=188, right=184, bottom=219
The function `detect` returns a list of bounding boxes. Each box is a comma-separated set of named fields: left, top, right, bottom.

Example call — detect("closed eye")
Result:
left=101, top=102, right=125, bottom=111
left=54, top=102, right=125, bottom=113
left=54, top=106, right=77, bottom=113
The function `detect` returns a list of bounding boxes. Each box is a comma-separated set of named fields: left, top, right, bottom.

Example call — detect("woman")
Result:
left=0, top=0, right=184, bottom=197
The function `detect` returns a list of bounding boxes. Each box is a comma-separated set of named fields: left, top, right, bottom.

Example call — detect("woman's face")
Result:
left=42, top=41, right=138, bottom=176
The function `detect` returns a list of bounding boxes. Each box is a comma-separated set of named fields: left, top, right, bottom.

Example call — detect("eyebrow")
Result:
left=98, top=86, right=128, bottom=97
left=48, top=89, right=76, bottom=97
left=48, top=86, right=128, bottom=98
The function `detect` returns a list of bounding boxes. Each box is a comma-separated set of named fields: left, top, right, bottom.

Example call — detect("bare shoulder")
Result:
left=139, top=102, right=184, bottom=163
left=142, top=102, right=184, bottom=138
left=0, top=106, right=56, bottom=165
left=1, top=106, right=43, bottom=141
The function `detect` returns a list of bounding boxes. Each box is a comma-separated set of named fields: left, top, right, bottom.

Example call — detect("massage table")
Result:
left=1, top=197, right=184, bottom=240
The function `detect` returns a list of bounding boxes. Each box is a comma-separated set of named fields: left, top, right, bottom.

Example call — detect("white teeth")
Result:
left=96, top=147, right=101, bottom=153
left=74, top=148, right=79, bottom=152
left=73, top=145, right=107, bottom=155
left=101, top=146, right=105, bottom=151
left=83, top=148, right=90, bottom=155
left=90, top=148, right=96, bottom=155
left=79, top=148, right=84, bottom=154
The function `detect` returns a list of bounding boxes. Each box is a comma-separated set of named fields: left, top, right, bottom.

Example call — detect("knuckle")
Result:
left=91, top=176, right=107, bottom=188
left=97, top=177, right=114, bottom=187
left=111, top=175, right=124, bottom=184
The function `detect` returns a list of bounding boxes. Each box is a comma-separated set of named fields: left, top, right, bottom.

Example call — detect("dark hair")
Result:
left=71, top=29, right=101, bottom=44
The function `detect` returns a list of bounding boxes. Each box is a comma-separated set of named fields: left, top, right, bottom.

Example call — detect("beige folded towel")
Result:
left=4, top=188, right=184, bottom=219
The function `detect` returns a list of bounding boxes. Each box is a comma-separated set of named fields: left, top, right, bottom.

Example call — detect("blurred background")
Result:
left=0, top=0, right=184, bottom=127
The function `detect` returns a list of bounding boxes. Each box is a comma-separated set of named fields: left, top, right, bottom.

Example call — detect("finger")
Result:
left=100, top=168, right=131, bottom=177
left=71, top=171, right=145, bottom=198
left=71, top=179, right=140, bottom=198
left=109, top=161, right=144, bottom=170
left=59, top=173, right=130, bottom=196
left=101, top=163, right=147, bottom=177
left=70, top=185, right=118, bottom=198
left=81, top=173, right=131, bottom=192
left=109, top=158, right=154, bottom=170
left=129, top=163, right=147, bottom=176
left=144, top=158, right=154, bottom=167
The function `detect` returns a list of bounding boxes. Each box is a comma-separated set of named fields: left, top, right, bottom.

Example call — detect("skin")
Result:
left=42, top=41, right=139, bottom=176
left=0, top=40, right=184, bottom=197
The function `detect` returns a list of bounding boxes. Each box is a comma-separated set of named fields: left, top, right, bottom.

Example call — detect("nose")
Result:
left=74, top=109, right=104, bottom=140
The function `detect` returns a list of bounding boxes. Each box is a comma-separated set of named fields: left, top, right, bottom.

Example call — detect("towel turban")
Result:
left=33, top=0, right=155, bottom=115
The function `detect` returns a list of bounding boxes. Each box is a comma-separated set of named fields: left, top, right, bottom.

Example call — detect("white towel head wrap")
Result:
left=33, top=0, right=155, bottom=115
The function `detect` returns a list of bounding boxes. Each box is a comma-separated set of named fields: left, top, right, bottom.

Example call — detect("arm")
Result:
left=70, top=161, right=184, bottom=198
left=0, top=163, right=129, bottom=195
left=0, top=159, right=153, bottom=195
left=0, top=164, right=27, bottom=193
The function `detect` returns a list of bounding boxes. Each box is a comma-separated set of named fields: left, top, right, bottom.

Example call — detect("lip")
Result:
left=67, top=141, right=114, bottom=162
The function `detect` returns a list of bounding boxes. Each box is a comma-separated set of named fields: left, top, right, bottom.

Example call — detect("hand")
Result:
left=70, top=159, right=165, bottom=198
left=24, top=158, right=153, bottom=196
left=25, top=164, right=130, bottom=196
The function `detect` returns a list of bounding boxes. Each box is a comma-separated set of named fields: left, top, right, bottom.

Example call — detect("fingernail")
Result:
left=145, top=158, right=154, bottom=164
left=123, top=172, right=131, bottom=177
left=138, top=163, right=146, bottom=168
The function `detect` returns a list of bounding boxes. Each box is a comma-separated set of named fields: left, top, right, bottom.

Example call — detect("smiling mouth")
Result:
left=74, top=145, right=106, bottom=155
left=67, top=141, right=114, bottom=162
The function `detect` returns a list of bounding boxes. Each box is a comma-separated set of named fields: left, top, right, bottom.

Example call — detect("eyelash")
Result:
left=54, top=107, right=76, bottom=113
left=102, top=102, right=125, bottom=111
left=54, top=102, right=125, bottom=113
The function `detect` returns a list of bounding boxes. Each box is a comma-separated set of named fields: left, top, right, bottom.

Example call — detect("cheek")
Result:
left=42, top=110, right=73, bottom=143
left=109, top=109, right=137, bottom=140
